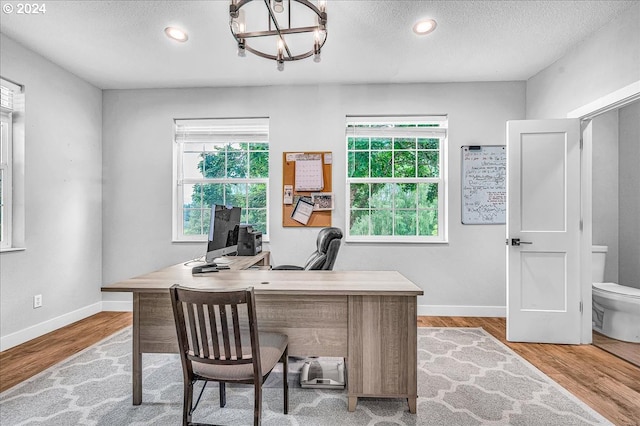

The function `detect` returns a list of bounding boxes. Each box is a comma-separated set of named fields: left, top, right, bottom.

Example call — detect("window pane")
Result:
left=418, top=183, right=438, bottom=209
left=349, top=209, right=369, bottom=235
left=247, top=183, right=267, bottom=208
left=249, top=142, right=268, bottom=151
left=354, top=137, right=369, bottom=150
left=350, top=184, right=370, bottom=208
left=348, top=152, right=369, bottom=178
left=394, top=210, right=417, bottom=236
left=249, top=151, right=269, bottom=178
left=225, top=183, right=247, bottom=207
left=247, top=208, right=267, bottom=234
left=394, top=137, right=416, bottom=150
left=202, top=152, right=225, bottom=178
left=202, top=207, right=211, bottom=235
left=418, top=151, right=439, bottom=177
left=371, top=151, right=392, bottom=178
left=371, top=183, right=393, bottom=208
left=183, top=152, right=203, bottom=179
left=201, top=183, right=224, bottom=208
left=418, top=138, right=439, bottom=149
left=418, top=209, right=438, bottom=236
left=371, top=137, right=392, bottom=150
left=395, top=183, right=417, bottom=209
left=183, top=208, right=204, bottom=235
left=227, top=151, right=248, bottom=178
left=371, top=209, right=393, bottom=235
left=184, top=184, right=201, bottom=208
left=394, top=151, right=416, bottom=178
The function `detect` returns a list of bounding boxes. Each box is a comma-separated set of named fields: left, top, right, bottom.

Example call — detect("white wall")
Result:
left=102, top=82, right=525, bottom=315
left=526, top=3, right=639, bottom=119
left=592, top=110, right=619, bottom=282
left=0, top=34, right=103, bottom=350
left=618, top=101, right=640, bottom=288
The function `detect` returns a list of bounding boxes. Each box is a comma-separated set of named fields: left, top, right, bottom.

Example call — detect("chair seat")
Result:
left=193, top=332, right=288, bottom=381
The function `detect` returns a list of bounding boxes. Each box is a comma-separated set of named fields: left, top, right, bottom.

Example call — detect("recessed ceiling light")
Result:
left=164, top=26, right=189, bottom=42
left=413, top=19, right=437, bottom=35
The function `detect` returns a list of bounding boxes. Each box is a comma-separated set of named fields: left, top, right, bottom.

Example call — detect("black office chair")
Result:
left=272, top=227, right=343, bottom=270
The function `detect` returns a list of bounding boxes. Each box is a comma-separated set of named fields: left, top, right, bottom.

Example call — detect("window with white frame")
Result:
left=173, top=118, right=269, bottom=242
left=1, top=80, right=19, bottom=250
left=346, top=116, right=448, bottom=242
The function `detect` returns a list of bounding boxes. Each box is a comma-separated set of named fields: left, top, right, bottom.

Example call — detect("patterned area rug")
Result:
left=0, top=327, right=612, bottom=425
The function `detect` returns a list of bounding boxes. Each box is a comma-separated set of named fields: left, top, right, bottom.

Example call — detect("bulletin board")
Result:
left=461, top=145, right=506, bottom=225
left=282, top=151, right=333, bottom=227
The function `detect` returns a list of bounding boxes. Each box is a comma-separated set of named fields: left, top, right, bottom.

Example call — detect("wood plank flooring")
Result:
left=0, top=311, right=132, bottom=393
left=1, top=313, right=638, bottom=425
left=594, top=331, right=640, bottom=368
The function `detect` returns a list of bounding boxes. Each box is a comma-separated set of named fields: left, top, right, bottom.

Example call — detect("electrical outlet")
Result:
left=33, top=294, right=43, bottom=309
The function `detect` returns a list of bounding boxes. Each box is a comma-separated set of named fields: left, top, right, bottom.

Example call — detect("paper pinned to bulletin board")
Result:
left=283, top=151, right=333, bottom=227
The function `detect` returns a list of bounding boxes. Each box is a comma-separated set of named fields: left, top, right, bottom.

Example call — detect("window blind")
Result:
left=175, top=118, right=269, bottom=144
left=0, top=78, right=23, bottom=113
left=346, top=115, right=447, bottom=138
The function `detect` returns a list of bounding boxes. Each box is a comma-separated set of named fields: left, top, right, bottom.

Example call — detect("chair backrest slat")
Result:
left=208, top=304, right=221, bottom=359
left=218, top=304, right=232, bottom=359
left=185, top=303, right=200, bottom=356
left=231, top=304, right=243, bottom=358
left=195, top=304, right=209, bottom=358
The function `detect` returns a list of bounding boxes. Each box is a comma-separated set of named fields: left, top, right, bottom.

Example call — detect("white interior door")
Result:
left=506, top=119, right=582, bottom=343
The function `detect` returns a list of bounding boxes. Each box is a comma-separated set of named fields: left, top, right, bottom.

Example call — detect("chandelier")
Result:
left=229, top=0, right=328, bottom=71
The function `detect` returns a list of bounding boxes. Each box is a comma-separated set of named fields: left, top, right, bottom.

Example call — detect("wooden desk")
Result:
left=102, top=252, right=424, bottom=413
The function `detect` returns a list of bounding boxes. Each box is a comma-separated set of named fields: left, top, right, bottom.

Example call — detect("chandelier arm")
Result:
left=262, top=0, right=293, bottom=60
left=238, top=26, right=323, bottom=38
left=245, top=45, right=314, bottom=61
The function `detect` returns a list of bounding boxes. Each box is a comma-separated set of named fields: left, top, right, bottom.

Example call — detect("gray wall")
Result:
left=0, top=34, right=103, bottom=346
left=526, top=3, right=639, bottom=120
left=102, top=82, right=525, bottom=314
left=592, top=110, right=619, bottom=282
left=619, top=101, right=640, bottom=288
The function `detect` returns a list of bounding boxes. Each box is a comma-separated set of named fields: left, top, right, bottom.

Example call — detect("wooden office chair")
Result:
left=169, top=285, right=289, bottom=426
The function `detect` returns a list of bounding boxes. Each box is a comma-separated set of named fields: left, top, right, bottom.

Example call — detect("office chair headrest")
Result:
left=317, top=227, right=343, bottom=254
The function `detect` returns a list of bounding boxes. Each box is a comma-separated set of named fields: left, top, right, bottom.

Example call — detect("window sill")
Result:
left=345, top=238, right=449, bottom=245
left=1, top=247, right=26, bottom=253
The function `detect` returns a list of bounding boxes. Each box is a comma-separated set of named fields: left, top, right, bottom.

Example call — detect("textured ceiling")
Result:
left=0, top=0, right=634, bottom=89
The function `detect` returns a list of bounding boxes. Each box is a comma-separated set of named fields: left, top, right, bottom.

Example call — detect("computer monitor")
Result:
left=205, top=205, right=242, bottom=263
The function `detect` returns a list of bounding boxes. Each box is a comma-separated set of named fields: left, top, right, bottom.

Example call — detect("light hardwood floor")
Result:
left=1, top=313, right=638, bottom=425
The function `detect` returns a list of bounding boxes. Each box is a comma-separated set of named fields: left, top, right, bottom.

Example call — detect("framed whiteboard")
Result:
left=461, top=145, right=506, bottom=224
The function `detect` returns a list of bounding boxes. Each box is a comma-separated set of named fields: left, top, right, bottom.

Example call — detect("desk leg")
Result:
left=132, top=293, right=142, bottom=405
left=348, top=396, right=358, bottom=412
left=408, top=397, right=416, bottom=414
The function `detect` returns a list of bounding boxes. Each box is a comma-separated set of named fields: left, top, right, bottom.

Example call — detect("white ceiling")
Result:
left=0, top=0, right=634, bottom=89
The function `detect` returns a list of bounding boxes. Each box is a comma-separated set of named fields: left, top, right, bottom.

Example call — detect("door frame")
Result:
left=567, top=80, right=640, bottom=344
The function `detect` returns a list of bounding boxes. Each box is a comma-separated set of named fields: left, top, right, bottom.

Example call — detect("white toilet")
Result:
left=592, top=245, right=640, bottom=343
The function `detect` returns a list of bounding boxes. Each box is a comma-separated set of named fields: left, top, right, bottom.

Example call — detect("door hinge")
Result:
left=579, top=300, right=583, bottom=313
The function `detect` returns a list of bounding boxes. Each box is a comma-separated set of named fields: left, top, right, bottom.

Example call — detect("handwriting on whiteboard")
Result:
left=462, top=146, right=506, bottom=224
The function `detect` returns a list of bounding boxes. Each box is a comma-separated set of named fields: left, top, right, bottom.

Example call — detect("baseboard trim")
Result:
left=418, top=304, right=506, bottom=317
left=101, top=300, right=133, bottom=312
left=0, top=302, right=102, bottom=351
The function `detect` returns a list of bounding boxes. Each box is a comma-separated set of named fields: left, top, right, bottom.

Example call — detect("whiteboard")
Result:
left=461, top=145, right=506, bottom=224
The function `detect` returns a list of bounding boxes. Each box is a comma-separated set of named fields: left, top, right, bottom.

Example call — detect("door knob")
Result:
left=511, top=238, right=533, bottom=246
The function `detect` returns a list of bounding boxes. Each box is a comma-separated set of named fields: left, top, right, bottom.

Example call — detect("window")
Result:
left=173, top=118, right=269, bottom=242
left=1, top=79, right=23, bottom=250
left=346, top=116, right=448, bottom=242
